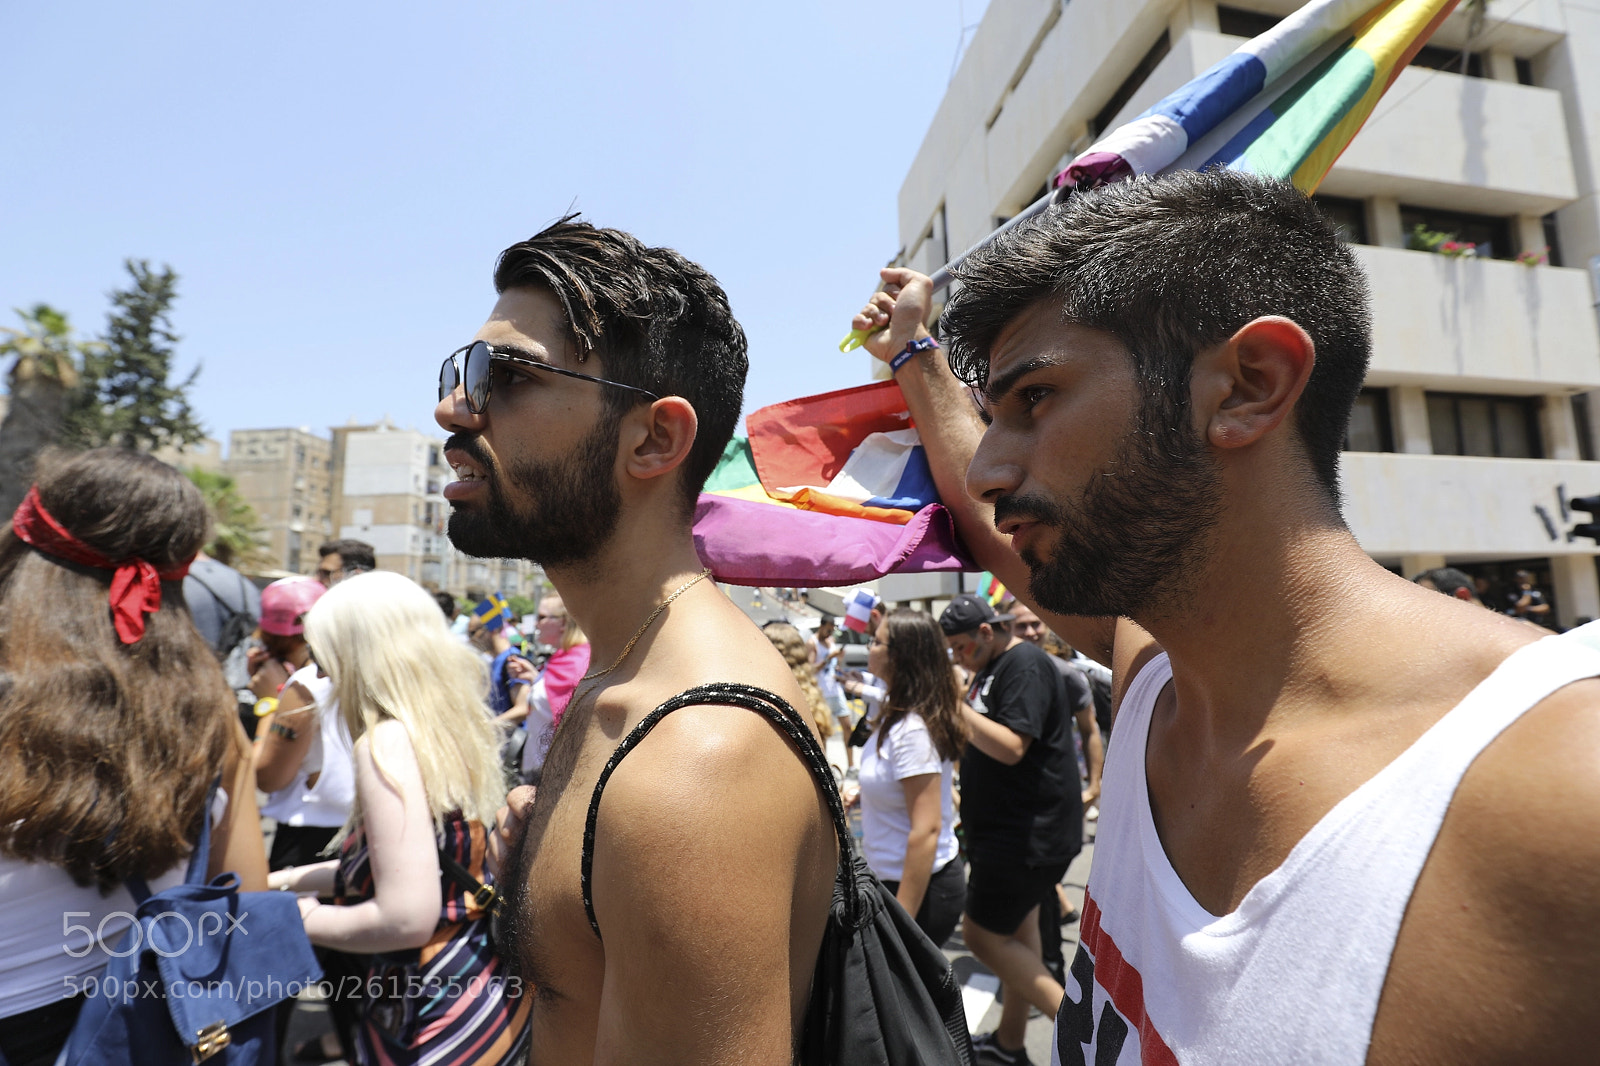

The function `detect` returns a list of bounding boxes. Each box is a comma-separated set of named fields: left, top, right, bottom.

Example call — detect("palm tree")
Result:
left=0, top=305, right=92, bottom=516
left=184, top=467, right=272, bottom=572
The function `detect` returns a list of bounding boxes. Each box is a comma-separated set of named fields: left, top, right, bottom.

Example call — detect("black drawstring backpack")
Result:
left=582, top=682, right=975, bottom=1066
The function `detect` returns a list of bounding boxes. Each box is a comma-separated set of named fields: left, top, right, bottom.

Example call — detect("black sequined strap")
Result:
left=581, top=682, right=858, bottom=940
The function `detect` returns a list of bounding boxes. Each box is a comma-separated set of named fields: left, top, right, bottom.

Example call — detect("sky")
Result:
left=0, top=1, right=988, bottom=449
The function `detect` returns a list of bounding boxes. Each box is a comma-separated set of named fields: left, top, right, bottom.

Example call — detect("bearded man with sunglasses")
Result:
left=434, top=216, right=834, bottom=1066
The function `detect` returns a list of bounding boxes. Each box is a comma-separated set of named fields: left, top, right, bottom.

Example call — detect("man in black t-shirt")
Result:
left=941, top=594, right=1079, bottom=1064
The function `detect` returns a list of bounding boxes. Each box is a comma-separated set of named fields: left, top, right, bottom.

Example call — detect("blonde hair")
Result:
left=762, top=622, right=834, bottom=737
left=303, top=571, right=507, bottom=834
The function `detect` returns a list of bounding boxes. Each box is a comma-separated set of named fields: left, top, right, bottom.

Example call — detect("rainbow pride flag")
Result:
left=975, top=572, right=1012, bottom=609
left=692, top=381, right=973, bottom=586
left=1062, top=0, right=1460, bottom=194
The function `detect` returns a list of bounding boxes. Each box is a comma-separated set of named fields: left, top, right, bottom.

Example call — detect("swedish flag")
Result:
left=471, top=592, right=512, bottom=631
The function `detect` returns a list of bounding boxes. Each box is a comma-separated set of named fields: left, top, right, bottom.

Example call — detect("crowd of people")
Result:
left=3, top=167, right=1599, bottom=1066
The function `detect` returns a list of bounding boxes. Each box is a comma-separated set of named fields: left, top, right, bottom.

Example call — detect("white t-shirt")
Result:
left=259, top=666, right=355, bottom=828
left=520, top=678, right=555, bottom=777
left=811, top=635, right=844, bottom=701
left=0, top=790, right=226, bottom=1018
left=857, top=712, right=959, bottom=882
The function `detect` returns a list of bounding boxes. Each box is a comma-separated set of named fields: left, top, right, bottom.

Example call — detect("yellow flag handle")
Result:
left=839, top=327, right=871, bottom=353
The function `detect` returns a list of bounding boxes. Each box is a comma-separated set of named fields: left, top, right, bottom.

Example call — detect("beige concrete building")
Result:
left=224, top=427, right=333, bottom=574
left=153, top=436, right=225, bottom=474
left=891, top=0, right=1600, bottom=625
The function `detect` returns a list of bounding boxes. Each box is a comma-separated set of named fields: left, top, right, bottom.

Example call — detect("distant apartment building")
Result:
left=889, top=0, right=1600, bottom=625
left=153, top=436, right=225, bottom=474
left=224, top=427, right=333, bottom=574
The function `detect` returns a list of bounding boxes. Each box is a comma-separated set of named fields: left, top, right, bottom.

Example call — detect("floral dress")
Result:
left=335, top=814, right=531, bottom=1066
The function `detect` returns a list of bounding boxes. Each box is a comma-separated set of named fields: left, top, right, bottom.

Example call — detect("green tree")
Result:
left=0, top=304, right=94, bottom=515
left=65, top=260, right=205, bottom=452
left=184, top=467, right=272, bottom=572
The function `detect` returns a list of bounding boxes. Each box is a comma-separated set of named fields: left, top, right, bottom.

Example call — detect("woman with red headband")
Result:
left=0, top=448, right=269, bottom=1066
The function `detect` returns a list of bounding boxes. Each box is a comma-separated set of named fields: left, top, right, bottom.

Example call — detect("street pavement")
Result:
left=947, top=840, right=1093, bottom=1065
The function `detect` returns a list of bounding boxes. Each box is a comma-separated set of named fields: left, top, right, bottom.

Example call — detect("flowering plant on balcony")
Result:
left=1407, top=222, right=1476, bottom=258
left=1515, top=246, right=1550, bottom=267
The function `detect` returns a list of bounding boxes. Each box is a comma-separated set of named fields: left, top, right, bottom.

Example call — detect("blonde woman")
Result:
left=761, top=621, right=835, bottom=740
left=268, top=571, right=529, bottom=1066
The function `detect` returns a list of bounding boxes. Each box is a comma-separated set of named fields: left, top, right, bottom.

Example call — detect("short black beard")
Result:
left=997, top=405, right=1222, bottom=621
left=445, top=414, right=622, bottom=569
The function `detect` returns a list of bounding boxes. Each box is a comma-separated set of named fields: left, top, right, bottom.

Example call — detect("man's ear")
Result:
left=1192, top=316, right=1315, bottom=450
left=621, top=397, right=698, bottom=482
left=1453, top=587, right=1474, bottom=601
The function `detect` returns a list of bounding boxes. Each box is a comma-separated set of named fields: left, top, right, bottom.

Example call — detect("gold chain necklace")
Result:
left=577, top=569, right=713, bottom=690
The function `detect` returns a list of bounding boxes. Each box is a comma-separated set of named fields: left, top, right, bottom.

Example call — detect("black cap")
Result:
left=939, top=593, right=1015, bottom=636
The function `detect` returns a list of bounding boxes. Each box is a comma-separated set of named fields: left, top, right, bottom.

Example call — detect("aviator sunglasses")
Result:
left=438, top=340, right=661, bottom=415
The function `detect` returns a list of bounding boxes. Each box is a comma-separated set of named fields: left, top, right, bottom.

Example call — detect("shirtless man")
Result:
left=853, top=170, right=1600, bottom=1064
left=437, top=217, right=836, bottom=1065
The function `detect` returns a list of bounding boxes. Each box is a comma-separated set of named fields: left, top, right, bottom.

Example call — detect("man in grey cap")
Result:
left=941, top=593, right=1080, bottom=1065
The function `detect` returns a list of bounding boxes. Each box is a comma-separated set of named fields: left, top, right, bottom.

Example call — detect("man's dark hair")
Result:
left=494, top=216, right=749, bottom=510
left=433, top=590, right=459, bottom=620
left=1415, top=567, right=1475, bottom=598
left=940, top=170, right=1371, bottom=507
left=318, top=538, right=376, bottom=572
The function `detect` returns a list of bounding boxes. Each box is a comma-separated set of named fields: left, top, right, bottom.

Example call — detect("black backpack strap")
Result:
left=184, top=569, right=239, bottom=621
left=439, top=849, right=498, bottom=911
left=580, top=682, right=859, bottom=940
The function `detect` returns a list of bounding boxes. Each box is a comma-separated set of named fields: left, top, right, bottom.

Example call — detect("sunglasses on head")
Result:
left=438, top=340, right=661, bottom=415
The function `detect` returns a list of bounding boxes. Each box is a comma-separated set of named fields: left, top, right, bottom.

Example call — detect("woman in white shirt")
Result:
left=0, top=449, right=267, bottom=1066
left=853, top=608, right=970, bottom=946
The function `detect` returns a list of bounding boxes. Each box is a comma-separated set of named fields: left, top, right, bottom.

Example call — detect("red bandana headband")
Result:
left=11, top=485, right=192, bottom=644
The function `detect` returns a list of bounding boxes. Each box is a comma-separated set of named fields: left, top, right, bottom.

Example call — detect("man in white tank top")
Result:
left=850, top=169, right=1600, bottom=1064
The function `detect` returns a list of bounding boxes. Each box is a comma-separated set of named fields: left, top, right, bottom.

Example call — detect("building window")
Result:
left=1400, top=205, right=1514, bottom=260
left=1090, top=31, right=1171, bottom=136
left=1515, top=57, right=1535, bottom=86
left=1217, top=6, right=1281, bottom=38
left=1409, top=45, right=1484, bottom=78
left=1312, top=195, right=1369, bottom=245
left=1344, top=388, right=1393, bottom=452
left=1426, top=392, right=1543, bottom=458
left=288, top=531, right=302, bottom=573
left=1575, top=394, right=1596, bottom=462
left=1541, top=213, right=1564, bottom=267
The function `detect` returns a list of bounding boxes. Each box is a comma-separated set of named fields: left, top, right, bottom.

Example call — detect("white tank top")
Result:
left=259, top=666, right=355, bottom=828
left=1051, top=636, right=1600, bottom=1065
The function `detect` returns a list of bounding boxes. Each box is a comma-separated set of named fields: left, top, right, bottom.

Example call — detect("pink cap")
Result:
left=260, top=576, right=326, bottom=636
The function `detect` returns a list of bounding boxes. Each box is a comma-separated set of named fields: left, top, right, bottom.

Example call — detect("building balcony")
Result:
left=1355, top=245, right=1600, bottom=392
left=1320, top=67, right=1575, bottom=215
left=1341, top=451, right=1600, bottom=559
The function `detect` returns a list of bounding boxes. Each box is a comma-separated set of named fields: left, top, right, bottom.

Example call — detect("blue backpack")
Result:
left=62, top=788, right=322, bottom=1066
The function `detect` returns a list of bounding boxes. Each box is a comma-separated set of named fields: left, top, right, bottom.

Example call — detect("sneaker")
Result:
left=972, top=1032, right=1033, bottom=1066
